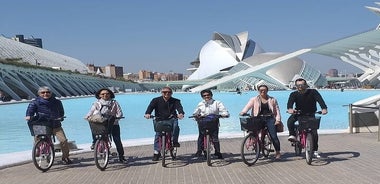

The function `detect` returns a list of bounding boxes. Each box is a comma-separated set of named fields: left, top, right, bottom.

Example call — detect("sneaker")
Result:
left=152, top=153, right=160, bottom=161
left=119, top=156, right=127, bottom=163
left=214, top=152, right=223, bottom=159
left=62, top=158, right=73, bottom=165
left=288, top=135, right=296, bottom=142
left=173, top=142, right=180, bottom=147
left=90, top=144, right=95, bottom=150
left=194, top=150, right=202, bottom=157
left=313, top=151, right=321, bottom=158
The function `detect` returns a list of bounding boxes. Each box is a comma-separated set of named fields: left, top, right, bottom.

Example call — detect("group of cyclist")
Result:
left=25, top=77, right=327, bottom=165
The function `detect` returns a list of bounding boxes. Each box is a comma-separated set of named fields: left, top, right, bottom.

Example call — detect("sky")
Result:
left=1, top=0, right=379, bottom=75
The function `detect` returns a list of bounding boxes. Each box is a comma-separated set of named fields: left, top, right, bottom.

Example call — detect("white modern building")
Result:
left=184, top=31, right=326, bottom=92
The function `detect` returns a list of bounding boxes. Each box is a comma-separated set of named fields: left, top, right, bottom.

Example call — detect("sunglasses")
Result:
left=296, top=84, right=307, bottom=87
left=202, top=94, right=211, bottom=97
left=40, top=91, right=51, bottom=94
left=100, top=93, right=110, bottom=95
left=162, top=91, right=172, bottom=94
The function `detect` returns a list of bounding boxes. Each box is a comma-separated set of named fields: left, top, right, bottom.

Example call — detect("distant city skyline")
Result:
left=1, top=0, right=378, bottom=74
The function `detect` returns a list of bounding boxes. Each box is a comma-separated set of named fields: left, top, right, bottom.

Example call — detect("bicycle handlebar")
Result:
left=188, top=114, right=229, bottom=119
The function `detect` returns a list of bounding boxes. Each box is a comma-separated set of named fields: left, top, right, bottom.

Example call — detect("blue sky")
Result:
left=1, top=0, right=379, bottom=74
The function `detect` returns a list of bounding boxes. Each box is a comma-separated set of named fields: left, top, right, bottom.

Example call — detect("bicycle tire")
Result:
left=305, top=132, right=314, bottom=165
left=261, top=131, right=272, bottom=157
left=94, top=138, right=109, bottom=171
left=241, top=133, right=260, bottom=166
left=206, top=134, right=212, bottom=166
left=32, top=138, right=54, bottom=172
left=294, top=128, right=302, bottom=156
left=161, top=134, right=166, bottom=167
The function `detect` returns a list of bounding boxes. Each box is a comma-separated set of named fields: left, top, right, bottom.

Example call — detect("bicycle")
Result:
left=28, top=117, right=64, bottom=172
left=88, top=116, right=123, bottom=171
left=239, top=114, right=274, bottom=166
left=151, top=116, right=177, bottom=167
left=290, top=111, right=322, bottom=165
left=189, top=114, right=226, bottom=166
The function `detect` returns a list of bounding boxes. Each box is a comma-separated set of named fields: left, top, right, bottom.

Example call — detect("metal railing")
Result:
left=348, top=104, right=380, bottom=141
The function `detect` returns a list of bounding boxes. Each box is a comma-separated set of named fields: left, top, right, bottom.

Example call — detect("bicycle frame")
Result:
left=292, top=113, right=321, bottom=165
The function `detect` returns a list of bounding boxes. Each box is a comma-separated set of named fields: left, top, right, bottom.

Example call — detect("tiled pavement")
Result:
left=1, top=133, right=380, bottom=184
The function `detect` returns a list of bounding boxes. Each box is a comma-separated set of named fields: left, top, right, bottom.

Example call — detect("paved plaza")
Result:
left=1, top=133, right=380, bottom=184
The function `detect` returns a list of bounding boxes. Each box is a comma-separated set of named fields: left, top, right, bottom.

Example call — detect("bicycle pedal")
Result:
left=111, top=152, right=118, bottom=156
left=269, top=149, right=274, bottom=152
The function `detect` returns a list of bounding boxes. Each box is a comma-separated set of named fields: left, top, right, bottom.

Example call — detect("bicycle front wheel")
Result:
left=94, top=139, right=109, bottom=171
left=206, top=134, right=212, bottom=166
left=305, top=132, right=314, bottom=165
left=161, top=134, right=166, bottom=167
left=32, top=139, right=54, bottom=172
left=241, top=134, right=259, bottom=166
left=294, top=129, right=302, bottom=156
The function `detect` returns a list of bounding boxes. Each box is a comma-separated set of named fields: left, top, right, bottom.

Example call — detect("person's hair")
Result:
left=37, top=86, right=51, bottom=94
left=295, top=78, right=307, bottom=85
left=161, top=86, right=172, bottom=92
left=95, top=88, right=115, bottom=99
left=257, top=84, right=268, bottom=91
left=200, top=89, right=213, bottom=97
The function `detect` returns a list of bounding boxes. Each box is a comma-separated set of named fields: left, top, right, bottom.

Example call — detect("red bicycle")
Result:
left=290, top=111, right=322, bottom=165
left=239, top=114, right=273, bottom=166
left=28, top=117, right=64, bottom=172
left=151, top=116, right=177, bottom=167
left=189, top=114, right=227, bottom=166
left=89, top=116, right=123, bottom=171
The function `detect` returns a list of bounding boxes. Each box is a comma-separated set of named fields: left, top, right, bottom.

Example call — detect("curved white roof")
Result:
left=0, top=36, right=88, bottom=73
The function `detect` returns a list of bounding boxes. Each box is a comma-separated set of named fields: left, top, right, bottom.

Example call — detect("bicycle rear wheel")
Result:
left=261, top=131, right=273, bottom=157
left=241, top=134, right=259, bottom=166
left=32, top=138, right=54, bottom=172
left=161, top=134, right=166, bottom=167
left=305, top=132, right=314, bottom=165
left=94, top=138, right=109, bottom=171
left=206, top=134, right=212, bottom=166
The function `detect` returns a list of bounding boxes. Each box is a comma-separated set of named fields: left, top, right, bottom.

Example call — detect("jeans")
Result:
left=287, top=115, right=319, bottom=151
left=153, top=118, right=180, bottom=152
left=259, top=116, right=281, bottom=152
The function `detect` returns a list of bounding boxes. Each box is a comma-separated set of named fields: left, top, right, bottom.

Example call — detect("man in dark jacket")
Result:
left=287, top=78, right=328, bottom=158
left=25, top=86, right=72, bottom=164
left=144, top=87, right=185, bottom=161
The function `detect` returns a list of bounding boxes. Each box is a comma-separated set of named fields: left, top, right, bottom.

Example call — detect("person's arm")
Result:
left=239, top=97, right=255, bottom=115
left=287, top=92, right=296, bottom=114
left=217, top=101, right=229, bottom=117
left=57, top=100, right=64, bottom=118
left=175, top=99, right=185, bottom=119
left=144, top=98, right=156, bottom=119
left=271, top=98, right=281, bottom=122
left=313, top=90, right=328, bottom=114
left=25, top=100, right=37, bottom=121
left=114, top=100, right=123, bottom=118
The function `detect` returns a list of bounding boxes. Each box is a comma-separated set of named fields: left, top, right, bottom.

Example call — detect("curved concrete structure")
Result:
left=0, top=36, right=88, bottom=73
left=185, top=31, right=326, bottom=92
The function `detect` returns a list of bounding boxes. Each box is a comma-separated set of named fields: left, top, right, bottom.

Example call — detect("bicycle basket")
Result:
left=31, top=125, right=53, bottom=136
left=153, top=119, right=173, bottom=132
left=89, top=120, right=113, bottom=135
left=198, top=115, right=219, bottom=131
left=298, top=116, right=321, bottom=130
left=239, top=116, right=263, bottom=131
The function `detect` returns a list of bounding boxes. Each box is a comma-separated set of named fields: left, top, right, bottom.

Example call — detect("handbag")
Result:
left=88, top=114, right=108, bottom=124
left=275, top=121, right=284, bottom=132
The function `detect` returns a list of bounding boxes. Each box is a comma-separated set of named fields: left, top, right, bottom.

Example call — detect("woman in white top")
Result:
left=192, top=89, right=229, bottom=159
left=85, top=88, right=126, bottom=163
